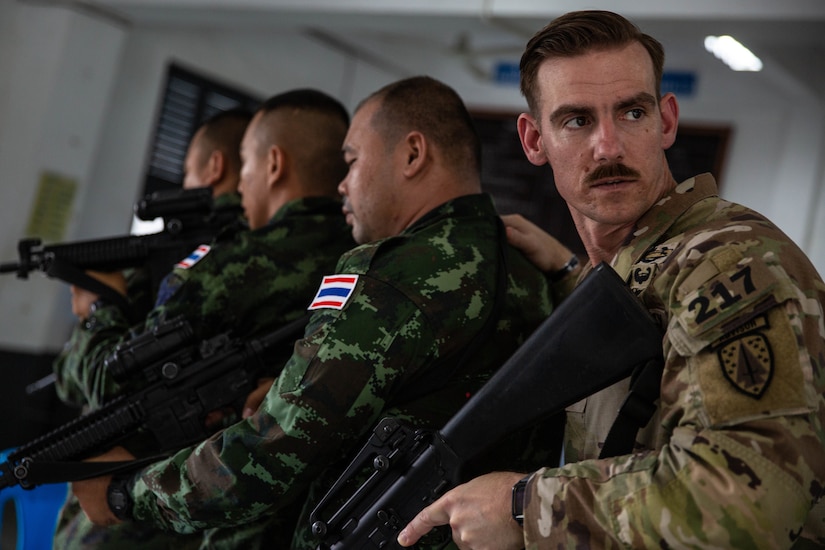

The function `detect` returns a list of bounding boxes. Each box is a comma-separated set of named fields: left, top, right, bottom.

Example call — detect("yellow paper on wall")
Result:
left=25, top=171, right=77, bottom=242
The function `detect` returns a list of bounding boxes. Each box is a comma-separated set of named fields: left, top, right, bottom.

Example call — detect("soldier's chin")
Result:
left=352, top=225, right=370, bottom=245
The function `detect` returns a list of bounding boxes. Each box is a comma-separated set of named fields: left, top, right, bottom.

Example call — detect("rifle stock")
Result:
left=309, top=263, right=664, bottom=549
left=0, top=314, right=308, bottom=491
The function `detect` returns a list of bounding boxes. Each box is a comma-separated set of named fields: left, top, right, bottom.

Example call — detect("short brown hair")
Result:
left=519, top=11, right=665, bottom=114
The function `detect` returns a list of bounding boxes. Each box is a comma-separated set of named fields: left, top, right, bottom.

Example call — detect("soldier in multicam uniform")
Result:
left=52, top=89, right=355, bottom=549
left=69, top=76, right=562, bottom=549
left=397, top=10, right=825, bottom=550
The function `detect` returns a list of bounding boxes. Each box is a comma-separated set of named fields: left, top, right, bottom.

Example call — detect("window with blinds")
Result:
left=143, top=63, right=261, bottom=196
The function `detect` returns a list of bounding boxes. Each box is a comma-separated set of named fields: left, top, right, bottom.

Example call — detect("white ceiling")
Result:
left=33, top=0, right=825, bottom=96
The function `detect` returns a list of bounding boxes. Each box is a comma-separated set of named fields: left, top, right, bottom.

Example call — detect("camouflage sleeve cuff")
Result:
left=521, top=466, right=551, bottom=545
left=129, top=458, right=204, bottom=535
left=130, top=469, right=174, bottom=530
left=82, top=299, right=132, bottom=332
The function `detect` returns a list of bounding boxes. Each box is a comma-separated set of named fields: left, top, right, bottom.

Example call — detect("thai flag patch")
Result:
left=308, top=274, right=359, bottom=311
left=175, top=245, right=211, bottom=269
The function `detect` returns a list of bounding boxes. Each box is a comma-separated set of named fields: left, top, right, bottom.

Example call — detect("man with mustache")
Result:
left=398, top=10, right=825, bottom=549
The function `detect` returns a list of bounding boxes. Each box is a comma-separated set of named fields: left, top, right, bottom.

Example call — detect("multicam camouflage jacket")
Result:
left=523, top=174, right=825, bottom=549
left=125, top=193, right=558, bottom=548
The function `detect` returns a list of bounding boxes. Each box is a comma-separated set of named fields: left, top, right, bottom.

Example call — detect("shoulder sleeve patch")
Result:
left=308, top=274, right=359, bottom=311
left=698, top=306, right=811, bottom=426
left=715, top=317, right=773, bottom=398
left=669, top=258, right=795, bottom=356
left=175, top=244, right=211, bottom=269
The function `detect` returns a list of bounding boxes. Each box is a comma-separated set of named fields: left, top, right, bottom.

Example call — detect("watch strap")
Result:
left=511, top=474, right=531, bottom=526
left=549, top=255, right=580, bottom=282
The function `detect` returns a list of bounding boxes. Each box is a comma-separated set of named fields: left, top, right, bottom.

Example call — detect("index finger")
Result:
left=397, top=501, right=451, bottom=547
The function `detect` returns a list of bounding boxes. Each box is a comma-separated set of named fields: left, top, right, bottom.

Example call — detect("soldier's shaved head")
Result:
left=254, top=90, right=350, bottom=197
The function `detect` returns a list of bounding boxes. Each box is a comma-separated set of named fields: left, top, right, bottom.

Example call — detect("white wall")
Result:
left=0, top=3, right=823, bottom=352
left=0, top=3, right=126, bottom=351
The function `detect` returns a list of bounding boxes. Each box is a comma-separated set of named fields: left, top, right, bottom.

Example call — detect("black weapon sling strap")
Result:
left=394, top=218, right=509, bottom=405
left=598, top=247, right=670, bottom=459
left=598, top=356, right=664, bottom=458
left=48, top=257, right=138, bottom=323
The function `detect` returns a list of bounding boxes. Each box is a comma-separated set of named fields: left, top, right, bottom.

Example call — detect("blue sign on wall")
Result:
left=493, top=61, right=521, bottom=85
left=661, top=71, right=697, bottom=97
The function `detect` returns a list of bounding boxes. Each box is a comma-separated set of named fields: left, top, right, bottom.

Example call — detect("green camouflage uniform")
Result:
left=51, top=196, right=353, bottom=550
left=523, top=174, right=825, bottom=549
left=121, top=193, right=557, bottom=548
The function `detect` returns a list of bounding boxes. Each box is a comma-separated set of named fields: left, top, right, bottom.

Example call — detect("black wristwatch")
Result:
left=549, top=255, right=580, bottom=282
left=511, top=475, right=531, bottom=526
left=107, top=476, right=133, bottom=521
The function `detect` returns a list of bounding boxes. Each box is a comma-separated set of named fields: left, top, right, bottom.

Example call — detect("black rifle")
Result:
left=309, top=263, right=664, bottom=549
left=0, top=314, right=308, bottom=491
left=0, top=187, right=243, bottom=309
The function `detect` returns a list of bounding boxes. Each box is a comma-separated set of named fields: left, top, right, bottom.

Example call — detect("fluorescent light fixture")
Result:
left=704, top=35, right=763, bottom=71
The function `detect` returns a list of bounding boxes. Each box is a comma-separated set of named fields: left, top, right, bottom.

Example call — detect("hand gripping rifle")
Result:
left=0, top=187, right=243, bottom=311
left=0, top=314, right=308, bottom=491
left=309, top=263, right=664, bottom=549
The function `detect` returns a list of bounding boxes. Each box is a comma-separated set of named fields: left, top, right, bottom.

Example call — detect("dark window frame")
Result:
left=142, top=62, right=261, bottom=197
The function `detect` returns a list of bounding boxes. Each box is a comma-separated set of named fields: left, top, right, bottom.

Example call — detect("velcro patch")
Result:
left=308, top=274, right=359, bottom=311
left=699, top=307, right=809, bottom=426
left=670, top=258, right=782, bottom=356
left=175, top=245, right=211, bottom=269
left=715, top=320, right=774, bottom=398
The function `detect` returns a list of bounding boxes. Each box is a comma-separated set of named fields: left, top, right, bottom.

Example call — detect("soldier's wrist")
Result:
left=548, top=255, right=580, bottom=282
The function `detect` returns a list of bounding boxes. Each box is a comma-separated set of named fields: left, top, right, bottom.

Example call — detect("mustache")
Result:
left=586, top=163, right=641, bottom=184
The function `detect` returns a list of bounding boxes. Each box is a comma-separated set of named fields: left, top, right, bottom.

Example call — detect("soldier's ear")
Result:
left=517, top=113, right=550, bottom=167
left=659, top=93, right=679, bottom=150
left=205, top=150, right=225, bottom=185
left=267, top=145, right=286, bottom=188
left=401, top=131, right=427, bottom=179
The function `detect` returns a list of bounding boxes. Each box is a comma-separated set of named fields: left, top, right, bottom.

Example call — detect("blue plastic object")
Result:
left=0, top=448, right=68, bottom=550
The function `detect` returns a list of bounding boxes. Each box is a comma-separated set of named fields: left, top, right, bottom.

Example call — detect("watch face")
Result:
left=107, top=479, right=133, bottom=520
left=511, top=477, right=529, bottom=525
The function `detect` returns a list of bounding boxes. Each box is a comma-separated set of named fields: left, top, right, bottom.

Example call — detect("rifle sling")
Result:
left=47, top=258, right=136, bottom=322
left=16, top=455, right=166, bottom=486
left=598, top=356, right=664, bottom=459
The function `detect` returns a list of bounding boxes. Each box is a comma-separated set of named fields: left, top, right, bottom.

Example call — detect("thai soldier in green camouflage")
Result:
left=69, top=76, right=561, bottom=549
left=55, top=108, right=253, bottom=409
left=52, top=90, right=355, bottom=549
left=52, top=108, right=253, bottom=550
left=182, top=108, right=252, bottom=196
left=397, top=11, right=825, bottom=550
